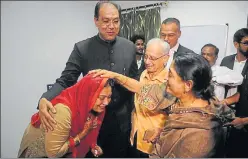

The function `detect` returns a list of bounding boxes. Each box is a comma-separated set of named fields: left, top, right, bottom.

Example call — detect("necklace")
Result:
left=178, top=98, right=197, bottom=107
left=190, top=98, right=197, bottom=107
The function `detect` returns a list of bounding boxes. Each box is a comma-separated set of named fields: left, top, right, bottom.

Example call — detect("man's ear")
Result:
left=184, top=80, right=193, bottom=93
left=94, top=17, right=99, bottom=27
left=233, top=41, right=239, bottom=49
left=215, top=55, right=218, bottom=62
left=178, top=30, right=181, bottom=38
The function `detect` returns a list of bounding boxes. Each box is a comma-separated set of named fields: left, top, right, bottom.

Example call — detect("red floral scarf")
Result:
left=31, top=74, right=108, bottom=157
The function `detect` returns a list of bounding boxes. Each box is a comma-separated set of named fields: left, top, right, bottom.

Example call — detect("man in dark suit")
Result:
left=37, top=1, right=138, bottom=158
left=140, top=18, right=194, bottom=70
left=160, top=18, right=194, bottom=58
left=159, top=18, right=194, bottom=69
left=221, top=28, right=248, bottom=157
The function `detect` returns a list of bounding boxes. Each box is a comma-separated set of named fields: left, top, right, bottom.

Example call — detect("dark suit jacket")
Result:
left=220, top=54, right=248, bottom=76
left=40, top=35, right=138, bottom=134
left=220, top=54, right=248, bottom=115
left=173, top=44, right=195, bottom=58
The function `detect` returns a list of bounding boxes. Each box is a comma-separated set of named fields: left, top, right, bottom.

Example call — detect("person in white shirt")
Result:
left=221, top=28, right=248, bottom=158
left=201, top=43, right=243, bottom=101
left=220, top=28, right=248, bottom=108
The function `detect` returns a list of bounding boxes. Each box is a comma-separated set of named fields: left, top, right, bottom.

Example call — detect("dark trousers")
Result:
left=127, top=132, right=149, bottom=158
left=226, top=127, right=248, bottom=158
left=85, top=112, right=131, bottom=158
left=85, top=132, right=130, bottom=158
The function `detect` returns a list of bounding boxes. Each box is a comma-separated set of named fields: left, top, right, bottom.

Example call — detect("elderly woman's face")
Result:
left=92, top=85, right=112, bottom=113
left=166, top=62, right=187, bottom=98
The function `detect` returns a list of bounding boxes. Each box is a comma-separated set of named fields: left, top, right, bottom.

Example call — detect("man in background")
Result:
left=201, top=43, right=243, bottom=101
left=160, top=18, right=194, bottom=69
left=222, top=28, right=248, bottom=158
left=130, top=34, right=146, bottom=77
left=37, top=1, right=138, bottom=158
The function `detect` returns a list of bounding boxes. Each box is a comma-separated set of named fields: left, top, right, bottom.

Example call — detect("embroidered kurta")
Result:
left=130, top=69, right=169, bottom=154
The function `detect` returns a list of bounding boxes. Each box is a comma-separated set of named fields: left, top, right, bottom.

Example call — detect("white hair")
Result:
left=146, top=38, right=170, bottom=55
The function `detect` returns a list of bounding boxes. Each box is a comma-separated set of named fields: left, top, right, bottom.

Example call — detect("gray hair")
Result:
left=162, top=18, right=181, bottom=30
left=146, top=38, right=170, bottom=55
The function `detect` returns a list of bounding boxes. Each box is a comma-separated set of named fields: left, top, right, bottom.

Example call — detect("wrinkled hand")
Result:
left=88, top=69, right=117, bottom=79
left=83, top=117, right=98, bottom=133
left=39, top=98, right=56, bottom=132
left=145, top=128, right=162, bottom=144
left=230, top=117, right=245, bottom=129
left=91, top=145, right=103, bottom=157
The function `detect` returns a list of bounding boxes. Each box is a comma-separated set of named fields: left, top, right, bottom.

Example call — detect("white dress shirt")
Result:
left=137, top=57, right=143, bottom=69
left=226, top=56, right=247, bottom=98
left=165, top=43, right=180, bottom=70
left=212, top=64, right=243, bottom=101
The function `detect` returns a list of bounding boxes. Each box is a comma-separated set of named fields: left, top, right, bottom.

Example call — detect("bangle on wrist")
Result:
left=74, top=135, right=80, bottom=146
left=68, top=136, right=77, bottom=157
left=67, top=135, right=80, bottom=149
left=68, top=136, right=75, bottom=149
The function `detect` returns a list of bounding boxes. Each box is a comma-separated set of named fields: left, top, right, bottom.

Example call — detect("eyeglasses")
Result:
left=201, top=52, right=216, bottom=57
left=144, top=54, right=167, bottom=61
left=240, top=41, right=248, bottom=46
left=100, top=19, right=120, bottom=27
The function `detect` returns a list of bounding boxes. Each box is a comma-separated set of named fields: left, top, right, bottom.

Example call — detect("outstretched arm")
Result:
left=89, top=69, right=143, bottom=94
left=220, top=92, right=240, bottom=106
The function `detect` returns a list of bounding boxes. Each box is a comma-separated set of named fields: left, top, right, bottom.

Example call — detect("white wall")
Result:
left=160, top=1, right=248, bottom=56
left=1, top=1, right=97, bottom=157
left=119, top=1, right=248, bottom=56
left=1, top=1, right=248, bottom=157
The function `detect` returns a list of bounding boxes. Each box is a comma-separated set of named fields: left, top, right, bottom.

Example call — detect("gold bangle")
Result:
left=66, top=140, right=70, bottom=146
left=74, top=135, right=80, bottom=146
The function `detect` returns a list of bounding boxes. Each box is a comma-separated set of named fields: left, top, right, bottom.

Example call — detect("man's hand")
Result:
left=230, top=117, right=246, bottom=129
left=91, top=145, right=103, bottom=157
left=39, top=98, right=56, bottom=132
left=220, top=99, right=228, bottom=106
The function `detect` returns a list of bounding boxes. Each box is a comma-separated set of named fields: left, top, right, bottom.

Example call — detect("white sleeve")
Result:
left=212, top=66, right=243, bottom=86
